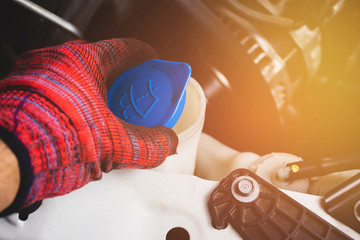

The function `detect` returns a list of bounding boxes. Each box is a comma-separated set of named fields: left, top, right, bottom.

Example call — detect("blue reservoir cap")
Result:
left=108, top=59, right=191, bottom=128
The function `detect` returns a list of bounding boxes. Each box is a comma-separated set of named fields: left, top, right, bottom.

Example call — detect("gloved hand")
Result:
left=0, top=38, right=178, bottom=215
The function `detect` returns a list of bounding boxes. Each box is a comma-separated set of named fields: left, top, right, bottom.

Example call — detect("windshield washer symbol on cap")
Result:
left=119, top=80, right=159, bottom=120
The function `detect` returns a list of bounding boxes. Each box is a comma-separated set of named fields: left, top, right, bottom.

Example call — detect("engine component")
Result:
left=11, top=0, right=84, bottom=39
left=1, top=169, right=359, bottom=239
left=324, top=172, right=360, bottom=233
left=208, top=168, right=351, bottom=239
left=279, top=153, right=360, bottom=181
left=249, top=153, right=310, bottom=193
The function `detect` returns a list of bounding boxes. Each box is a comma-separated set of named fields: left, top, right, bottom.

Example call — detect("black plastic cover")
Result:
left=324, top=172, right=360, bottom=233
left=208, top=168, right=351, bottom=240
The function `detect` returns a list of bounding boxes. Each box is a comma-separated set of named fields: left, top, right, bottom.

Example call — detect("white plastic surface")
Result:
left=0, top=170, right=240, bottom=240
left=308, top=169, right=360, bottom=195
left=196, top=133, right=260, bottom=180
left=249, top=152, right=310, bottom=193
left=153, top=78, right=206, bottom=175
left=0, top=80, right=358, bottom=239
left=281, top=189, right=360, bottom=239
left=0, top=169, right=358, bottom=240
left=196, top=134, right=310, bottom=193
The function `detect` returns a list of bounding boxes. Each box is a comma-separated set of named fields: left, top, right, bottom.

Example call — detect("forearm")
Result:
left=0, top=138, right=20, bottom=212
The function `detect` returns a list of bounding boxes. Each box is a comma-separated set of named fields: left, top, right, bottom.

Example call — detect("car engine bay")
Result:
left=0, top=0, right=360, bottom=239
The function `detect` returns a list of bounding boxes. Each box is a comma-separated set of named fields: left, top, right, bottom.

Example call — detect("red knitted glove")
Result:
left=0, top=38, right=178, bottom=215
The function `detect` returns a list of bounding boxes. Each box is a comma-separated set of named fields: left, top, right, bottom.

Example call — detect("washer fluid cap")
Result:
left=108, top=59, right=191, bottom=128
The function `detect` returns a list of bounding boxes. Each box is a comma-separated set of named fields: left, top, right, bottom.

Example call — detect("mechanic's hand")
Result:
left=0, top=38, right=178, bottom=214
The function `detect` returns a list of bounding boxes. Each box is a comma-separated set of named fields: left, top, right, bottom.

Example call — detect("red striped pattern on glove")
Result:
left=0, top=38, right=178, bottom=212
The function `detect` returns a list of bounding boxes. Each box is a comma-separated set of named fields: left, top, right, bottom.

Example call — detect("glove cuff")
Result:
left=0, top=127, right=33, bottom=216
